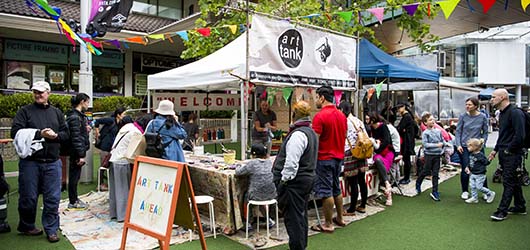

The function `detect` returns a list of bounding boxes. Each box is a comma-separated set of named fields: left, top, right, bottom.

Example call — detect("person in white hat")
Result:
left=10, top=80, right=69, bottom=243
left=145, top=100, right=187, bottom=162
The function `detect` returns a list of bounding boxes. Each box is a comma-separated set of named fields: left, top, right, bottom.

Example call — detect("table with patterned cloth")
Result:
left=186, top=153, right=248, bottom=235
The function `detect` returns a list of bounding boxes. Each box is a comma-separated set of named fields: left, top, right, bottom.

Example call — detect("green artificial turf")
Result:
left=1, top=149, right=529, bottom=250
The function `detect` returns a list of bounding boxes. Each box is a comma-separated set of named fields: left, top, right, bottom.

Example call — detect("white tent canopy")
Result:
left=148, top=34, right=247, bottom=91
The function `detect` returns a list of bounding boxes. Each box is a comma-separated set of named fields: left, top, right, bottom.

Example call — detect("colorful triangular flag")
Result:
left=336, top=11, right=353, bottom=23
left=477, top=0, right=495, bottom=13
left=438, top=0, right=461, bottom=19
left=402, top=3, right=420, bottom=16
left=176, top=31, right=188, bottom=41
left=367, top=8, right=384, bottom=24
left=375, top=79, right=386, bottom=99
left=197, top=28, right=211, bottom=37
left=523, top=0, right=530, bottom=11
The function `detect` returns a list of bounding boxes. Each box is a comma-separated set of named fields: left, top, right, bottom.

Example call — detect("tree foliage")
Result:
left=180, top=0, right=440, bottom=60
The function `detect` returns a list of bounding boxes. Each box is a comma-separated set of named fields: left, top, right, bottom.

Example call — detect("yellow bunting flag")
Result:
left=227, top=25, right=237, bottom=34
left=147, top=34, right=165, bottom=40
left=438, top=0, right=461, bottom=19
left=523, top=0, right=530, bottom=11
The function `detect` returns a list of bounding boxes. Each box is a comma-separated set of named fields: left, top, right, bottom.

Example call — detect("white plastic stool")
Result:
left=97, top=167, right=109, bottom=192
left=193, top=195, right=216, bottom=238
left=246, top=199, right=279, bottom=239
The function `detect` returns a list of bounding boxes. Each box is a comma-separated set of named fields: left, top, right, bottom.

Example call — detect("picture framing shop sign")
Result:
left=121, top=156, right=207, bottom=250
left=153, top=93, right=241, bottom=111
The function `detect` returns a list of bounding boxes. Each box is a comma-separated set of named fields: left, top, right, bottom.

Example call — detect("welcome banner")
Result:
left=249, top=15, right=357, bottom=89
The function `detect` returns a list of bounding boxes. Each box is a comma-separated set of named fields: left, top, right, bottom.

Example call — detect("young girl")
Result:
left=464, top=138, right=496, bottom=204
left=235, top=143, right=277, bottom=229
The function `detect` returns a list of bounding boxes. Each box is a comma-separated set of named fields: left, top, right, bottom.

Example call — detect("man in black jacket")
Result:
left=272, top=101, right=317, bottom=250
left=10, top=81, right=69, bottom=243
left=488, top=88, right=527, bottom=221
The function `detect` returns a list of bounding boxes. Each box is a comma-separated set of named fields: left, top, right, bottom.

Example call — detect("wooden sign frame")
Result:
left=120, top=156, right=207, bottom=250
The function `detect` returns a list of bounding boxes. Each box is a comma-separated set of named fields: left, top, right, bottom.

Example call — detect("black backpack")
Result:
left=144, top=123, right=170, bottom=158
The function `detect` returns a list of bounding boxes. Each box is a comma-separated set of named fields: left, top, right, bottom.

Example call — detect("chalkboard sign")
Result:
left=120, top=156, right=207, bottom=250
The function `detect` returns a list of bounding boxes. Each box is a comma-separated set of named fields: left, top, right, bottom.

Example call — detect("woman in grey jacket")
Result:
left=455, top=97, right=489, bottom=200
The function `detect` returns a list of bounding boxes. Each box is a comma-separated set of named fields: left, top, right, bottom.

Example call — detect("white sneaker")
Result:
left=465, top=197, right=479, bottom=204
left=268, top=218, right=276, bottom=228
left=461, top=192, right=469, bottom=200
left=483, top=194, right=488, bottom=201
left=486, top=191, right=496, bottom=203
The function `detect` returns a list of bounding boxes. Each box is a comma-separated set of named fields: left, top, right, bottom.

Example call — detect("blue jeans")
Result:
left=469, top=174, right=493, bottom=199
left=18, top=159, right=61, bottom=236
left=459, top=146, right=488, bottom=192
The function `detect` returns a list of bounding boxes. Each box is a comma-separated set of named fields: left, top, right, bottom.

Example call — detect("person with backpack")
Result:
left=94, top=107, right=127, bottom=191
left=65, top=93, right=91, bottom=211
left=489, top=88, right=527, bottom=221
left=396, top=103, right=416, bottom=185
left=145, top=100, right=187, bottom=162
left=455, top=97, right=490, bottom=201
left=108, top=115, right=150, bottom=222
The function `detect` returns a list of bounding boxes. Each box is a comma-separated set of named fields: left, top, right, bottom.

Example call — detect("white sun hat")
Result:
left=155, top=100, right=176, bottom=116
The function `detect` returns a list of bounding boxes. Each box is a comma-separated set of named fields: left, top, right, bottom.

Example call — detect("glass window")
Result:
left=132, top=0, right=183, bottom=19
left=70, top=68, right=124, bottom=95
left=440, top=44, right=477, bottom=80
left=4, top=61, right=67, bottom=91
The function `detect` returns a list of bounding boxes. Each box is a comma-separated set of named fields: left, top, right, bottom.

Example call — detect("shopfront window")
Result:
left=440, top=44, right=477, bottom=82
left=70, top=68, right=124, bottom=95
left=132, top=0, right=184, bottom=19
left=4, top=61, right=67, bottom=91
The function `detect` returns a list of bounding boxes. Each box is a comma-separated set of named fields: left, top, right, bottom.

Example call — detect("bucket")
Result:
left=193, top=146, right=204, bottom=155
left=223, top=150, right=236, bottom=164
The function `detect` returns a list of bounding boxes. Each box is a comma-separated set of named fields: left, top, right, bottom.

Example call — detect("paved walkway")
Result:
left=486, top=131, right=498, bottom=148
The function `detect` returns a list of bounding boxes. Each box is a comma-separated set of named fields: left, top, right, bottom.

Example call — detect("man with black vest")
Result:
left=488, top=88, right=527, bottom=221
left=273, top=101, right=317, bottom=250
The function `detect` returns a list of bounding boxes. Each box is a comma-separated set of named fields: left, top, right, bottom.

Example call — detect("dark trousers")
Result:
left=346, top=172, right=367, bottom=211
left=402, top=154, right=412, bottom=179
left=68, top=156, right=82, bottom=204
left=459, top=146, right=488, bottom=192
left=277, top=177, right=312, bottom=250
left=18, top=159, right=61, bottom=236
left=497, top=151, right=526, bottom=214
left=417, top=154, right=441, bottom=193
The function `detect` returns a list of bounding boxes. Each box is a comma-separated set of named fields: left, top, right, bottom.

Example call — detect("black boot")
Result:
left=0, top=222, right=10, bottom=233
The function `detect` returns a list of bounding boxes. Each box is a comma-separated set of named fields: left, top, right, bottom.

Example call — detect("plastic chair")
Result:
left=193, top=195, right=216, bottom=238
left=246, top=199, right=279, bottom=239
left=97, top=167, right=109, bottom=192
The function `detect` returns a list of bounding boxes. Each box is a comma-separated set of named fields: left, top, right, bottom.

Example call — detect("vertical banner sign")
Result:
left=248, top=15, right=357, bottom=89
left=121, top=156, right=207, bottom=250
left=89, top=0, right=133, bottom=35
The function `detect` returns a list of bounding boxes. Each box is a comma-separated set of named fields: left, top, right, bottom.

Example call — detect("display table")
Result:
left=185, top=153, right=247, bottom=234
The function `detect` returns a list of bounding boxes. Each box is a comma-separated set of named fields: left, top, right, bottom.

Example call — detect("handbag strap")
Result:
left=346, top=137, right=355, bottom=154
left=112, top=131, right=129, bottom=150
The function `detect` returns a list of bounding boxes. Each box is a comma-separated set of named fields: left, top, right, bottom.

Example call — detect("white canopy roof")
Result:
left=148, top=34, right=247, bottom=91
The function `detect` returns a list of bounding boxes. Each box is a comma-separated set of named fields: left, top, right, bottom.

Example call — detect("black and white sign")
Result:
left=278, top=29, right=303, bottom=69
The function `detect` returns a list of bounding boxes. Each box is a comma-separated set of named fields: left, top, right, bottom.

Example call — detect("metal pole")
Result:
left=355, top=34, right=360, bottom=117
left=79, top=0, right=93, bottom=183
left=240, top=0, right=250, bottom=160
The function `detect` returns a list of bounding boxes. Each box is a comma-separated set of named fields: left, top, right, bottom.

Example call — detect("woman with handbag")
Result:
left=340, top=102, right=370, bottom=216
left=367, top=112, right=395, bottom=206
left=108, top=115, right=150, bottom=222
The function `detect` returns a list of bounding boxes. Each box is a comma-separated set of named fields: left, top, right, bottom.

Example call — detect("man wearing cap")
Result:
left=273, top=100, right=317, bottom=250
left=312, top=86, right=347, bottom=232
left=11, top=81, right=69, bottom=243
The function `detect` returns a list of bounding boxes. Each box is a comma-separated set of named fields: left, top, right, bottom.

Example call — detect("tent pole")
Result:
left=147, top=89, right=151, bottom=113
left=437, top=81, right=440, bottom=121
left=386, top=77, right=390, bottom=122
left=241, top=0, right=250, bottom=160
left=355, top=34, right=360, bottom=117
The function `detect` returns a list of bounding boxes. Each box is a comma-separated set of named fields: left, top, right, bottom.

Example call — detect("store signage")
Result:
left=141, top=54, right=178, bottom=69
left=153, top=93, right=240, bottom=111
left=70, top=49, right=123, bottom=68
left=4, top=39, right=68, bottom=64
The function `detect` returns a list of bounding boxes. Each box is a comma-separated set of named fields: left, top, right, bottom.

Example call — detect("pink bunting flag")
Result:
left=477, top=0, right=496, bottom=13
left=260, top=88, right=267, bottom=99
left=334, top=90, right=343, bottom=105
left=402, top=3, right=420, bottom=16
left=367, top=8, right=384, bottom=24
left=197, top=28, right=211, bottom=37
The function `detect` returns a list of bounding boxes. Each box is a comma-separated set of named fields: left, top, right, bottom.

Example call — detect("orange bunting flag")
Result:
left=165, top=34, right=174, bottom=43
left=325, top=13, right=332, bottom=22
left=197, top=28, right=211, bottom=37
left=367, top=88, right=375, bottom=102
left=125, top=36, right=146, bottom=44
left=477, top=0, right=496, bottom=13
